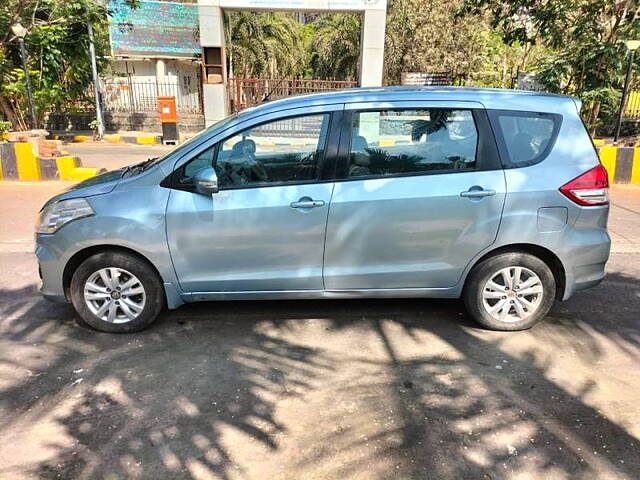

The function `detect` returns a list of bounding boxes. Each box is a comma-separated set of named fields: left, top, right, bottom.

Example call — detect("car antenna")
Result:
left=262, top=57, right=305, bottom=103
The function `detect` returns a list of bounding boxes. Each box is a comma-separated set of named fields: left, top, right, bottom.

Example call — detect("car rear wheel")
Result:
left=70, top=251, right=165, bottom=333
left=463, top=252, right=556, bottom=331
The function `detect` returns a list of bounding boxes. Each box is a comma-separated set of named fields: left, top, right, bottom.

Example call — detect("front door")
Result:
left=323, top=103, right=506, bottom=290
left=166, top=112, right=335, bottom=293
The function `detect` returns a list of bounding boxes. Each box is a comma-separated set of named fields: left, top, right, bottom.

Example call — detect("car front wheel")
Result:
left=463, top=252, right=556, bottom=331
left=70, top=251, right=165, bottom=333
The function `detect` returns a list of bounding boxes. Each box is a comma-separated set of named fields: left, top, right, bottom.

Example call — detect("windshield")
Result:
left=154, top=113, right=240, bottom=165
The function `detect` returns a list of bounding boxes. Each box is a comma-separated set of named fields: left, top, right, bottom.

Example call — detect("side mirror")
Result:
left=194, top=167, right=219, bottom=195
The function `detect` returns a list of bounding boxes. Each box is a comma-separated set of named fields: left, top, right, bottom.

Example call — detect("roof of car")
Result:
left=238, top=86, right=578, bottom=118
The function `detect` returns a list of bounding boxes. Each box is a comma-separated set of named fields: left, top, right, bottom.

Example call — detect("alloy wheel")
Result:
left=481, top=266, right=544, bottom=323
left=83, top=267, right=146, bottom=324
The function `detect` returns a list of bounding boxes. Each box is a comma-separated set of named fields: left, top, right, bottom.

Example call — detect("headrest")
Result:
left=352, top=135, right=368, bottom=152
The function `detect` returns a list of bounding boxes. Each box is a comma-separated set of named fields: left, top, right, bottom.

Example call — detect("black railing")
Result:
left=227, top=78, right=358, bottom=113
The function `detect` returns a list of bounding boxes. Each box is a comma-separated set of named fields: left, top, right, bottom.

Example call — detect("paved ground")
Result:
left=0, top=179, right=639, bottom=480
left=64, top=143, right=173, bottom=171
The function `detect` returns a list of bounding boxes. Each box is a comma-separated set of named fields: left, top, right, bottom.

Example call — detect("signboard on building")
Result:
left=108, top=0, right=200, bottom=58
left=401, top=72, right=452, bottom=86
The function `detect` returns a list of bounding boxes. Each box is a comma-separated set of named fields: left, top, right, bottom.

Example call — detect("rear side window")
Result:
left=347, top=109, right=478, bottom=179
left=490, top=111, right=561, bottom=167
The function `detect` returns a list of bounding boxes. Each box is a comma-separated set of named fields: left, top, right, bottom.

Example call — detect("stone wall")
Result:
left=45, top=111, right=205, bottom=134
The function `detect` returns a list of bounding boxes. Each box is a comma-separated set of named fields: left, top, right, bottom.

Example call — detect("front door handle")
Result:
left=290, top=197, right=325, bottom=209
left=460, top=188, right=496, bottom=198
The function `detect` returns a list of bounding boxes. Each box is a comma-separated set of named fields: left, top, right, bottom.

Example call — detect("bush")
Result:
left=0, top=121, right=12, bottom=141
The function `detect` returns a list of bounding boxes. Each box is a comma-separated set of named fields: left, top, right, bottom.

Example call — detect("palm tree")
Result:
left=310, top=14, right=361, bottom=81
left=224, top=12, right=304, bottom=79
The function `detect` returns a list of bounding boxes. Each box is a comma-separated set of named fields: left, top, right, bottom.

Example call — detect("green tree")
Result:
left=0, top=0, right=117, bottom=129
left=384, top=0, right=490, bottom=85
left=467, top=30, right=548, bottom=88
left=224, top=11, right=304, bottom=79
left=459, top=0, right=640, bottom=129
left=309, top=14, right=361, bottom=81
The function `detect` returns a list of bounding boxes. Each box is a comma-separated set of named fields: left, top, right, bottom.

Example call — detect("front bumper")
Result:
left=35, top=234, right=69, bottom=303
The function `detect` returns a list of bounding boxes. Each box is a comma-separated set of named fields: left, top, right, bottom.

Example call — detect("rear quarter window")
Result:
left=489, top=110, right=562, bottom=168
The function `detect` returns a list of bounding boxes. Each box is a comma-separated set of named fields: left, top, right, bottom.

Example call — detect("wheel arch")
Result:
left=62, top=245, right=165, bottom=301
left=464, top=243, right=566, bottom=300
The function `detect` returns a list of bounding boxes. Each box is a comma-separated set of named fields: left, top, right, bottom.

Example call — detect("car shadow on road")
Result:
left=0, top=271, right=638, bottom=479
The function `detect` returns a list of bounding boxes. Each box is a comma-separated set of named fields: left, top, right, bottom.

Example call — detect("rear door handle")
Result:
left=460, top=188, right=496, bottom=198
left=290, top=198, right=325, bottom=209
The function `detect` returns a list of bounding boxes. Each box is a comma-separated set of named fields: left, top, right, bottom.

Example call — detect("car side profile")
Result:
left=35, top=87, right=610, bottom=333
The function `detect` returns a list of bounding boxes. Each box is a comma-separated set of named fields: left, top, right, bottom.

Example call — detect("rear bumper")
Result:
left=563, top=262, right=607, bottom=299
left=561, top=233, right=610, bottom=300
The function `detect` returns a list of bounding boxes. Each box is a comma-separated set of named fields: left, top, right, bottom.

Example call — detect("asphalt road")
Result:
left=0, top=181, right=639, bottom=480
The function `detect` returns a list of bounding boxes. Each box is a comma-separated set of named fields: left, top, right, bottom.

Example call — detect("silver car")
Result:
left=36, top=87, right=610, bottom=333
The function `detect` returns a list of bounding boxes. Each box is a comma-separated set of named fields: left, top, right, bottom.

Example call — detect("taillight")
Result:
left=559, top=164, right=609, bottom=206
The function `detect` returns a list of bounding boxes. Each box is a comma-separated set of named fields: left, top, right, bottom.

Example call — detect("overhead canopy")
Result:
left=218, top=0, right=386, bottom=11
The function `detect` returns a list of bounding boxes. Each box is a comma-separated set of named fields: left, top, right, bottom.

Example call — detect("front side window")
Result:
left=347, top=109, right=478, bottom=178
left=178, top=113, right=330, bottom=189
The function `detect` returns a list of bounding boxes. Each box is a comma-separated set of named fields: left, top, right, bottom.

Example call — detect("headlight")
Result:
left=36, top=198, right=95, bottom=234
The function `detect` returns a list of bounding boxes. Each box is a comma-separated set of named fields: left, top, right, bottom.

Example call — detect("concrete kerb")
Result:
left=50, top=133, right=163, bottom=145
left=598, top=146, right=640, bottom=184
left=0, top=142, right=105, bottom=182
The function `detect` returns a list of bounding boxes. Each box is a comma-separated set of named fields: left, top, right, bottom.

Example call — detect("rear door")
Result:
left=323, top=101, right=506, bottom=290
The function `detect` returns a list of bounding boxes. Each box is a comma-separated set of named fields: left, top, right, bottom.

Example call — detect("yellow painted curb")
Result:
left=56, top=156, right=80, bottom=180
left=257, top=141, right=275, bottom=148
left=379, top=139, right=396, bottom=147
left=15, top=142, right=40, bottom=181
left=73, top=135, right=92, bottom=143
left=631, top=148, right=640, bottom=185
left=599, top=146, right=617, bottom=183
left=592, top=138, right=605, bottom=146
left=136, top=136, right=158, bottom=145
left=104, top=134, right=122, bottom=143
left=69, top=167, right=101, bottom=181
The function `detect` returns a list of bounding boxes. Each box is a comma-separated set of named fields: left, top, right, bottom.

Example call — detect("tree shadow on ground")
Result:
left=0, top=271, right=638, bottom=479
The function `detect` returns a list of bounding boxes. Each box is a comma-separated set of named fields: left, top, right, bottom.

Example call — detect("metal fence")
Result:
left=101, top=78, right=202, bottom=114
left=227, top=78, right=357, bottom=113
left=250, top=115, right=325, bottom=138
left=625, top=91, right=640, bottom=119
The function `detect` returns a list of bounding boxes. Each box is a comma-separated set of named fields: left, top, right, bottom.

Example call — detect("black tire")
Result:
left=70, top=251, right=165, bottom=333
left=463, top=251, right=556, bottom=331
